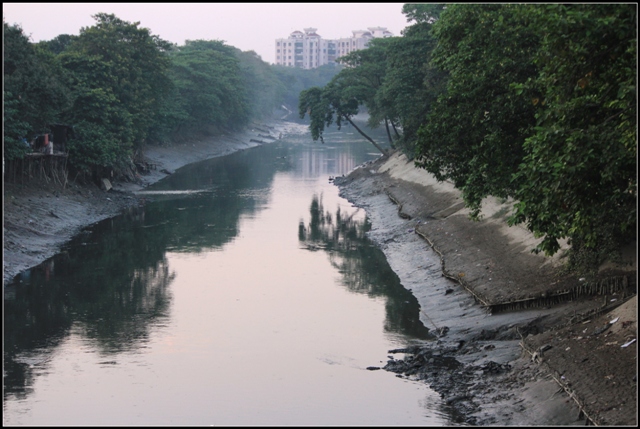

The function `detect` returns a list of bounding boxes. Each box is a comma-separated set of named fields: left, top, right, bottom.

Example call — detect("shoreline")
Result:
left=3, top=130, right=636, bottom=425
left=334, top=151, right=636, bottom=426
left=3, top=120, right=292, bottom=286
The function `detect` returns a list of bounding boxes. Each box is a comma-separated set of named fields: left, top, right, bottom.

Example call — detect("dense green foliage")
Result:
left=298, top=6, right=445, bottom=155
left=419, top=3, right=637, bottom=264
left=297, top=4, right=636, bottom=271
left=4, top=5, right=636, bottom=271
left=4, top=14, right=338, bottom=175
left=166, top=40, right=250, bottom=136
left=236, top=50, right=283, bottom=120
left=377, top=20, right=444, bottom=154
left=337, top=39, right=393, bottom=137
left=298, top=42, right=400, bottom=154
left=59, top=13, right=174, bottom=171
left=416, top=4, right=540, bottom=218
left=508, top=4, right=637, bottom=262
left=4, top=22, right=71, bottom=160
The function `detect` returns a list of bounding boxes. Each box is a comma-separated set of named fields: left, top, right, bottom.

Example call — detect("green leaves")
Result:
left=299, top=87, right=329, bottom=142
left=3, top=91, right=30, bottom=161
left=299, top=21, right=445, bottom=155
left=167, top=40, right=250, bottom=133
left=298, top=74, right=388, bottom=154
left=409, top=3, right=636, bottom=271
left=416, top=4, right=538, bottom=215
left=58, top=13, right=173, bottom=172
left=509, top=4, right=637, bottom=263
left=3, top=21, right=71, bottom=157
left=6, top=12, right=316, bottom=175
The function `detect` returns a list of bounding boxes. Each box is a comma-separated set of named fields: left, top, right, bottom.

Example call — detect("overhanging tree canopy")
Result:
left=299, top=75, right=388, bottom=155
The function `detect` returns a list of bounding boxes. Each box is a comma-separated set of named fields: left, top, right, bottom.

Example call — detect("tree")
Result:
left=37, top=34, right=76, bottom=55
left=166, top=40, right=250, bottom=135
left=58, top=13, right=173, bottom=172
left=415, top=4, right=540, bottom=217
left=3, top=21, right=71, bottom=160
left=299, top=73, right=388, bottom=154
left=3, top=92, right=31, bottom=161
left=235, top=49, right=282, bottom=120
left=401, top=3, right=446, bottom=24
left=508, top=4, right=637, bottom=262
left=376, top=20, right=445, bottom=155
left=409, top=3, right=636, bottom=267
left=337, top=38, right=396, bottom=147
left=271, top=63, right=341, bottom=113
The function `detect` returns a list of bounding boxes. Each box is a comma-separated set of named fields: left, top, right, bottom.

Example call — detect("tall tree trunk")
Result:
left=391, top=120, right=401, bottom=139
left=343, top=114, right=388, bottom=155
left=384, top=117, right=395, bottom=149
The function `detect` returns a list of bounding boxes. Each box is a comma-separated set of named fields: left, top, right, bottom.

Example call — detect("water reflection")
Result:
left=3, top=128, right=449, bottom=424
left=299, top=194, right=434, bottom=340
left=4, top=144, right=295, bottom=404
left=4, top=247, right=172, bottom=401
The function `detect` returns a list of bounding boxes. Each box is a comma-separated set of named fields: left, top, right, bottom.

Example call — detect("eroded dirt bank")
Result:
left=335, top=151, right=637, bottom=426
left=3, top=121, right=293, bottom=286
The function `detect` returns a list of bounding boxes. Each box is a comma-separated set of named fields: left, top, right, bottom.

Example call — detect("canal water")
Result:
left=3, top=122, right=453, bottom=425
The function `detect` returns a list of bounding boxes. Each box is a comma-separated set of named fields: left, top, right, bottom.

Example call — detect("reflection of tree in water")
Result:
left=299, top=193, right=369, bottom=251
left=299, top=194, right=433, bottom=340
left=3, top=208, right=175, bottom=401
left=5, top=149, right=287, bottom=402
left=76, top=260, right=174, bottom=353
left=140, top=144, right=291, bottom=254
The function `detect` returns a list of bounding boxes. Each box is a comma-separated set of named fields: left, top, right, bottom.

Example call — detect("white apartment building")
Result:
left=275, top=27, right=394, bottom=69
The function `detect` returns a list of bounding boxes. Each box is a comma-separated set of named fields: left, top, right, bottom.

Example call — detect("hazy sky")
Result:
left=3, top=3, right=411, bottom=64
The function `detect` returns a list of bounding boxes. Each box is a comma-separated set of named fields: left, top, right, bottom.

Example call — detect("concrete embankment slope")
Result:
left=373, top=151, right=635, bottom=313
left=335, top=151, right=637, bottom=426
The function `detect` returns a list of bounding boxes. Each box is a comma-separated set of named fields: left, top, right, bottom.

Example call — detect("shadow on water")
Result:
left=299, top=194, right=435, bottom=341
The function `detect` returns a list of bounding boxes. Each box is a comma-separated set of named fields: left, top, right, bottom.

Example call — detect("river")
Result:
left=3, top=122, right=454, bottom=425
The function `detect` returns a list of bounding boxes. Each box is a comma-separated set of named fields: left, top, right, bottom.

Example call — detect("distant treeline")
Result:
left=3, top=13, right=340, bottom=173
left=299, top=4, right=636, bottom=273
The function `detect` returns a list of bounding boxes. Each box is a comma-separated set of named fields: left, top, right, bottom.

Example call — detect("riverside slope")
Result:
left=334, top=151, right=637, bottom=426
left=4, top=134, right=636, bottom=426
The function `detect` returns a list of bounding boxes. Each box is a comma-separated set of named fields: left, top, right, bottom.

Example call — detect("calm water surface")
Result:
left=4, top=123, right=453, bottom=425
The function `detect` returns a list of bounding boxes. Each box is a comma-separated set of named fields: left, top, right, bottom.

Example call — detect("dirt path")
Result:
left=335, top=152, right=637, bottom=426
left=3, top=121, right=291, bottom=285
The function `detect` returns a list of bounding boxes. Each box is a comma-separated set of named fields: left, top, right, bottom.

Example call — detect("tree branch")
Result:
left=342, top=114, right=388, bottom=155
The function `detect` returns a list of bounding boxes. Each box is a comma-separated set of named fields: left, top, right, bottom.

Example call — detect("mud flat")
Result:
left=335, top=151, right=637, bottom=426
left=3, top=121, right=296, bottom=286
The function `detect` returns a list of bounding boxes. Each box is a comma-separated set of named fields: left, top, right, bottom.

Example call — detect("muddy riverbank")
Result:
left=3, top=130, right=636, bottom=425
left=335, top=151, right=637, bottom=426
left=3, top=121, right=294, bottom=286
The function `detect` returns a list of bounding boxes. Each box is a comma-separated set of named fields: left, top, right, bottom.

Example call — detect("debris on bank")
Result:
left=334, top=151, right=637, bottom=426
